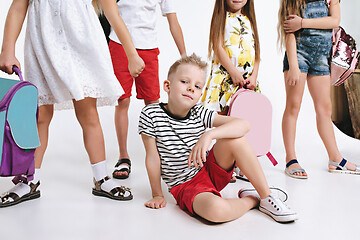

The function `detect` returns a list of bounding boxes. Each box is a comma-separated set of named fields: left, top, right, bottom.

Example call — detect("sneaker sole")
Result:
left=259, top=206, right=298, bottom=223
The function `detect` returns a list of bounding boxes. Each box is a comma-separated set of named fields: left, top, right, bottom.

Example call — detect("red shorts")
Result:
left=170, top=148, right=234, bottom=215
left=109, top=40, right=160, bottom=101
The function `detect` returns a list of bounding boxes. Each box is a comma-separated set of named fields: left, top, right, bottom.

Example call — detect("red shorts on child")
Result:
left=109, top=40, right=160, bottom=101
left=170, top=148, right=234, bottom=215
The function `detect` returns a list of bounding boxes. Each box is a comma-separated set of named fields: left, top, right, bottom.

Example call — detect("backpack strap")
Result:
left=266, top=152, right=278, bottom=166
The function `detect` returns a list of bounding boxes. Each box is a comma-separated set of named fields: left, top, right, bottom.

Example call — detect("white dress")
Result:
left=25, top=0, right=124, bottom=110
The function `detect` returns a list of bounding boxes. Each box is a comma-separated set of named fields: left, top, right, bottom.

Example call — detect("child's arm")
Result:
left=284, top=33, right=301, bottom=86
left=0, top=0, right=28, bottom=74
left=188, top=114, right=250, bottom=169
left=100, top=0, right=145, bottom=77
left=214, top=42, right=247, bottom=87
left=141, top=134, right=167, bottom=209
left=166, top=13, right=186, bottom=56
left=245, top=57, right=260, bottom=90
left=284, top=0, right=340, bottom=33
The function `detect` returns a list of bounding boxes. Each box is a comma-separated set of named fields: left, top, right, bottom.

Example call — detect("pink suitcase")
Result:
left=228, top=88, right=277, bottom=166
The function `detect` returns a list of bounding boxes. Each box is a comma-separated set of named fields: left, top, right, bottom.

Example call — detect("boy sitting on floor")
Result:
left=138, top=54, right=297, bottom=223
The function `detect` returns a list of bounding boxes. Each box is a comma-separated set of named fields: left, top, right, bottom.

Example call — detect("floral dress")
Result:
left=201, top=12, right=260, bottom=112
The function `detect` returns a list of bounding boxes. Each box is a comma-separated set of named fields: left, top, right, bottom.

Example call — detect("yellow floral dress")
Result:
left=201, top=12, right=260, bottom=112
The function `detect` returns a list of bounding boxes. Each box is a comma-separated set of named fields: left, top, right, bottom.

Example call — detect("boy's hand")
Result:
left=0, top=51, right=21, bottom=74
left=128, top=54, right=145, bottom=78
left=245, top=75, right=257, bottom=90
left=286, top=68, right=301, bottom=86
left=188, top=132, right=212, bottom=169
left=284, top=15, right=302, bottom=33
left=145, top=196, right=167, bottom=209
left=230, top=70, right=246, bottom=87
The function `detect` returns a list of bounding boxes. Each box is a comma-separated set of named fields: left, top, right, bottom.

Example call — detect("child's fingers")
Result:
left=196, top=149, right=203, bottom=168
left=202, top=150, right=207, bottom=164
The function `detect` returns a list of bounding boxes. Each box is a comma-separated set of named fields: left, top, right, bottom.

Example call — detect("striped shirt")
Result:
left=138, top=103, right=215, bottom=189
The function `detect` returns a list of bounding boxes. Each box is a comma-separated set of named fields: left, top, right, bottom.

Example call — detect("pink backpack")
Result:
left=228, top=89, right=278, bottom=166
left=326, top=0, right=360, bottom=85
left=330, top=26, right=360, bottom=86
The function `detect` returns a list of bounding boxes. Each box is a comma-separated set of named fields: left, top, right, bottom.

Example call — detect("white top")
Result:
left=109, top=0, right=175, bottom=49
left=25, top=0, right=124, bottom=110
left=138, top=103, right=215, bottom=189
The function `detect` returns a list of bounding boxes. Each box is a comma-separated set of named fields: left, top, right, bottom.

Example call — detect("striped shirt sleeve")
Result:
left=194, top=104, right=216, bottom=129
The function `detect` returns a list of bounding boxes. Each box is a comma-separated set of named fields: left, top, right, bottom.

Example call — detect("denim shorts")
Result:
left=283, top=39, right=332, bottom=76
left=283, top=0, right=332, bottom=76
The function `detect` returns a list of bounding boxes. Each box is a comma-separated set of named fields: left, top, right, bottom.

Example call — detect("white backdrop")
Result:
left=0, top=0, right=359, bottom=158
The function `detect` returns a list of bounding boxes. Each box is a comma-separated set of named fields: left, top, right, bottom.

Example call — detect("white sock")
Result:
left=91, top=160, right=108, bottom=181
left=30, top=168, right=41, bottom=184
left=91, top=160, right=130, bottom=197
left=0, top=183, right=31, bottom=203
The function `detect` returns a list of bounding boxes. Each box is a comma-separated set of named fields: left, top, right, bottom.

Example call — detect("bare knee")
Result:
left=37, top=105, right=53, bottom=127
left=285, top=101, right=301, bottom=117
left=75, top=107, right=100, bottom=128
left=200, top=198, right=232, bottom=223
left=315, top=101, right=332, bottom=119
left=117, top=98, right=130, bottom=110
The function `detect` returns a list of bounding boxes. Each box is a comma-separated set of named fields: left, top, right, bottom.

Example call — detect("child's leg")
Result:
left=113, top=97, right=131, bottom=178
left=34, top=105, right=54, bottom=168
left=307, top=75, right=357, bottom=170
left=213, top=138, right=271, bottom=198
left=193, top=137, right=272, bottom=223
left=73, top=97, right=132, bottom=199
left=282, top=71, right=307, bottom=176
left=193, top=192, right=258, bottom=223
left=73, top=97, right=105, bottom=164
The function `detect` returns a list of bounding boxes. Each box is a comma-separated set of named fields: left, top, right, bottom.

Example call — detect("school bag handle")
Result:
left=12, top=66, right=24, bottom=81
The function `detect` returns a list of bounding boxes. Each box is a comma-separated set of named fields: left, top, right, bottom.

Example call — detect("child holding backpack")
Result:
left=109, top=0, right=186, bottom=180
left=278, top=0, right=360, bottom=179
left=0, top=0, right=144, bottom=207
left=201, top=0, right=261, bottom=115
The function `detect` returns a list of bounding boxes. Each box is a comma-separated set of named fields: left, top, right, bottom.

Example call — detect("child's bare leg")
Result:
left=73, top=97, right=105, bottom=164
left=213, top=138, right=271, bottom=199
left=34, top=104, right=54, bottom=168
left=115, top=98, right=130, bottom=159
left=282, top=71, right=307, bottom=176
left=193, top=192, right=258, bottom=223
left=307, top=75, right=356, bottom=170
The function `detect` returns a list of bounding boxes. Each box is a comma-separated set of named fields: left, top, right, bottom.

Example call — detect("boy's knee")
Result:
left=206, top=200, right=231, bottom=222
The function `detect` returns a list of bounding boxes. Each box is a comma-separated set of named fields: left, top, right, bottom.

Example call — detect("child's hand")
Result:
left=230, top=70, right=246, bottom=87
left=284, top=15, right=302, bottom=33
left=286, top=68, right=301, bottom=86
left=144, top=196, right=167, bottom=209
left=188, top=132, right=212, bottom=169
left=245, top=75, right=257, bottom=90
left=0, top=51, right=21, bottom=74
left=128, top=54, right=145, bottom=78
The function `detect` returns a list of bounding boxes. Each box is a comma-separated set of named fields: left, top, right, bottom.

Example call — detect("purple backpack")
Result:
left=0, top=67, right=40, bottom=183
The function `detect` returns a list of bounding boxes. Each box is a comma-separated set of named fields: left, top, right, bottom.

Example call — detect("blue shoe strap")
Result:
left=286, top=159, right=299, bottom=168
left=338, top=158, right=347, bottom=170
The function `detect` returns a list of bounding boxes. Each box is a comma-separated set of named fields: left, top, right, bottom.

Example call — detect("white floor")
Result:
left=1, top=102, right=360, bottom=240
left=1, top=1, right=360, bottom=239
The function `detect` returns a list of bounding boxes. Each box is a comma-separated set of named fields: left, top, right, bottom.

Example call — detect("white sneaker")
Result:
left=260, top=193, right=298, bottom=223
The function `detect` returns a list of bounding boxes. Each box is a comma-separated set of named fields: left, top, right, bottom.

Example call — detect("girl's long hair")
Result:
left=208, top=0, right=260, bottom=60
left=277, top=0, right=305, bottom=48
left=92, top=0, right=102, bottom=15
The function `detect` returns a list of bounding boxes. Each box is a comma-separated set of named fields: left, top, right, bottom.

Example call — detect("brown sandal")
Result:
left=0, top=181, right=41, bottom=208
left=92, top=176, right=133, bottom=201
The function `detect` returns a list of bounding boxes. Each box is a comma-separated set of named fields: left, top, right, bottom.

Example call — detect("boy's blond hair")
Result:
left=167, top=54, right=208, bottom=80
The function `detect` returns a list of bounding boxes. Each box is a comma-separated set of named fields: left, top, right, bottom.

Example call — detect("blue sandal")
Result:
left=285, top=159, right=308, bottom=179
left=328, top=158, right=360, bottom=175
